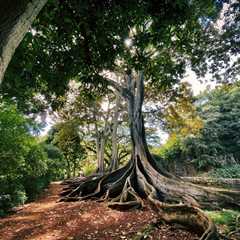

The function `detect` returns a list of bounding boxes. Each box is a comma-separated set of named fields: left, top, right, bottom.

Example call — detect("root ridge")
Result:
left=60, top=156, right=240, bottom=239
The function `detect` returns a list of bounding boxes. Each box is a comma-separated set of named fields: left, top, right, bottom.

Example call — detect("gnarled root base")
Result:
left=60, top=156, right=240, bottom=240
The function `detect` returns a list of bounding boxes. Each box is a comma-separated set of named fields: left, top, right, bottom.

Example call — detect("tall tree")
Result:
left=58, top=82, right=127, bottom=174
left=51, top=2, right=239, bottom=238
left=52, top=120, right=86, bottom=178
left=183, top=83, right=240, bottom=169
left=109, top=92, right=122, bottom=172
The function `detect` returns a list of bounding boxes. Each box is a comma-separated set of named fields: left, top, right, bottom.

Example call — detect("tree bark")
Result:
left=94, top=115, right=108, bottom=175
left=66, top=157, right=71, bottom=179
left=182, top=176, right=240, bottom=190
left=109, top=92, right=121, bottom=172
left=0, top=0, right=47, bottom=83
left=98, top=134, right=106, bottom=174
left=93, top=109, right=104, bottom=174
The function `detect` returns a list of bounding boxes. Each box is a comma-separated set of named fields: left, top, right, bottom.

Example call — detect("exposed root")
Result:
left=60, top=156, right=240, bottom=239
left=150, top=202, right=218, bottom=240
left=182, top=177, right=240, bottom=191
left=227, top=214, right=240, bottom=240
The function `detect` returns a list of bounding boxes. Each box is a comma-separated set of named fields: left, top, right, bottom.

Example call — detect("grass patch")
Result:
left=205, top=209, right=240, bottom=235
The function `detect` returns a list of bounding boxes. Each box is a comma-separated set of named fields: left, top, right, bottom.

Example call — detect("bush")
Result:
left=0, top=143, right=51, bottom=216
left=0, top=195, right=12, bottom=216
left=82, top=162, right=96, bottom=176
left=205, top=210, right=240, bottom=235
left=0, top=174, right=50, bottom=216
left=0, top=176, right=27, bottom=216
left=21, top=175, right=51, bottom=201
left=24, top=144, right=48, bottom=176
left=43, top=144, right=66, bottom=180
left=0, top=103, right=53, bottom=216
left=208, top=164, right=240, bottom=178
left=154, top=135, right=183, bottom=170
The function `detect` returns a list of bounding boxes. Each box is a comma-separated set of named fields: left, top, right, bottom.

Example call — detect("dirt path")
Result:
left=0, top=182, right=198, bottom=240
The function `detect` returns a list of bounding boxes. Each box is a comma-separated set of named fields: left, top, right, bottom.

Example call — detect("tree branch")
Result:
left=103, top=76, right=132, bottom=100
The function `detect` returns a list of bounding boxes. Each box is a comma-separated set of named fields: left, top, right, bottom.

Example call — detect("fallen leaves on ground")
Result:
left=0, top=182, right=198, bottom=240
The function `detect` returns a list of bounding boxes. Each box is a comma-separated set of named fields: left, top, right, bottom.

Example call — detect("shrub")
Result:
left=208, top=164, right=240, bottom=178
left=82, top=162, right=96, bottom=176
left=22, top=175, right=50, bottom=201
left=0, top=103, right=52, bottom=216
left=0, top=176, right=27, bottom=216
left=205, top=210, right=240, bottom=235
left=43, top=144, right=66, bottom=180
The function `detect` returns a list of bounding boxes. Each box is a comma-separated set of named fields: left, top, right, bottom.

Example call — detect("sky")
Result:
left=182, top=69, right=216, bottom=96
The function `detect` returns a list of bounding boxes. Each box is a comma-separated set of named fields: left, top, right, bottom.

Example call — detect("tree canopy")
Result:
left=1, top=0, right=229, bottom=113
left=158, top=83, right=240, bottom=173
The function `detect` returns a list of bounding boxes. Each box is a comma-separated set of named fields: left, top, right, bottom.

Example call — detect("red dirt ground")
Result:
left=0, top=182, right=198, bottom=240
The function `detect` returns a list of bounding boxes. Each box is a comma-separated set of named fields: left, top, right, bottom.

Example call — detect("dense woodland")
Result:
left=0, top=0, right=239, bottom=239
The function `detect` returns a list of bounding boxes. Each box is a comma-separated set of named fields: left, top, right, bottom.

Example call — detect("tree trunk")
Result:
left=66, top=159, right=71, bottom=179
left=61, top=71, right=240, bottom=240
left=109, top=92, right=121, bottom=172
left=95, top=124, right=106, bottom=175
left=95, top=134, right=101, bottom=172
left=0, top=0, right=47, bottom=83
left=93, top=106, right=108, bottom=175
left=98, top=135, right=106, bottom=174
left=73, top=160, right=77, bottom=178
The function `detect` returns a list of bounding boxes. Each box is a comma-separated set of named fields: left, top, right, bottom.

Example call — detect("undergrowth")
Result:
left=205, top=209, right=240, bottom=237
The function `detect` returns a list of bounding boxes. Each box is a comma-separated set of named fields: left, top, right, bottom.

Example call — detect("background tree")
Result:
left=153, top=82, right=203, bottom=175
left=163, top=82, right=203, bottom=137
left=185, top=83, right=240, bottom=169
left=192, top=0, right=240, bottom=84
left=52, top=120, right=86, bottom=178
left=42, top=144, right=66, bottom=180
left=0, top=100, right=34, bottom=175
left=157, top=82, right=240, bottom=175
left=58, top=81, right=129, bottom=174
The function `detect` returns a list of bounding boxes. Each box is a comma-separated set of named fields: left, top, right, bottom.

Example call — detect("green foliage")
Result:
left=2, top=0, right=226, bottom=113
left=24, top=144, right=48, bottom=176
left=196, top=85, right=240, bottom=163
left=157, top=83, right=240, bottom=173
left=0, top=175, right=26, bottom=216
left=0, top=101, right=53, bottom=215
left=0, top=101, right=33, bottom=175
left=208, top=164, right=240, bottom=179
left=185, top=84, right=240, bottom=170
left=52, top=120, right=86, bottom=177
left=163, top=82, right=203, bottom=137
left=21, top=175, right=50, bottom=201
left=155, top=135, right=182, bottom=168
left=182, top=136, right=222, bottom=170
left=20, top=143, right=50, bottom=201
left=82, top=162, right=96, bottom=176
left=206, top=210, right=239, bottom=225
left=206, top=210, right=240, bottom=235
left=43, top=144, right=66, bottom=180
